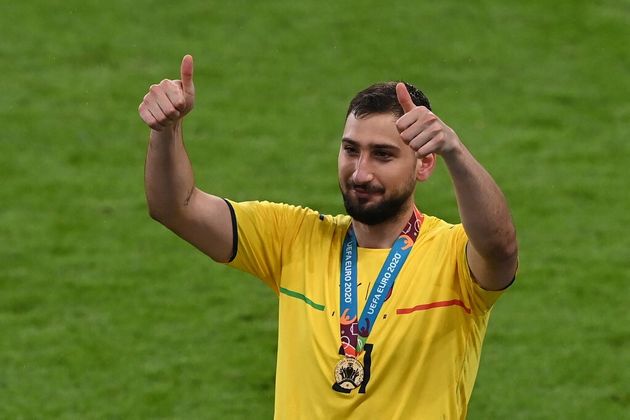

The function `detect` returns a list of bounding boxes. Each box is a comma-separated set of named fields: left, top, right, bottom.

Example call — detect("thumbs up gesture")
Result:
left=395, top=83, right=460, bottom=158
left=139, top=55, right=196, bottom=131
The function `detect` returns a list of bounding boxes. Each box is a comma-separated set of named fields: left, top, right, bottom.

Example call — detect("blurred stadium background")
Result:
left=1, top=0, right=628, bottom=418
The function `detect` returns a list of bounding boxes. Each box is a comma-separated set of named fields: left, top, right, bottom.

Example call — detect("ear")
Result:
left=416, top=153, right=436, bottom=182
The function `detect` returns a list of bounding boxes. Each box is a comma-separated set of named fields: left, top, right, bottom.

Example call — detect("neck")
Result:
left=351, top=204, right=415, bottom=249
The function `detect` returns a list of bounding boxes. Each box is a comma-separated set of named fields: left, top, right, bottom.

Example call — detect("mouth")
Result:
left=350, top=184, right=384, bottom=200
left=352, top=187, right=373, bottom=199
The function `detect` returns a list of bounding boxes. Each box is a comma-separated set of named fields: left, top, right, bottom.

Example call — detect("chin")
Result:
left=343, top=195, right=407, bottom=226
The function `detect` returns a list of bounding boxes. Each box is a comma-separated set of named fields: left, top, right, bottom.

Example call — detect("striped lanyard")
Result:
left=339, top=207, right=423, bottom=357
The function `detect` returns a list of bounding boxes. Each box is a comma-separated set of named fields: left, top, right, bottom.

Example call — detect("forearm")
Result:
left=144, top=120, right=196, bottom=222
left=442, top=144, right=517, bottom=261
left=394, top=84, right=517, bottom=287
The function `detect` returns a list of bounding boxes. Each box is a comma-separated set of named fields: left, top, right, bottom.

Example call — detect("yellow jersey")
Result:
left=225, top=200, right=506, bottom=419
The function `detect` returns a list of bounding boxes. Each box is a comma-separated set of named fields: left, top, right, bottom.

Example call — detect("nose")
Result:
left=352, top=155, right=374, bottom=185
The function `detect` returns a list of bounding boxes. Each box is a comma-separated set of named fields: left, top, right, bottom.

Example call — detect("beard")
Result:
left=340, top=178, right=415, bottom=226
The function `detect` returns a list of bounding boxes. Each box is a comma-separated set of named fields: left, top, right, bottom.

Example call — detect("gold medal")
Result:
left=333, top=209, right=422, bottom=393
left=334, top=357, right=364, bottom=390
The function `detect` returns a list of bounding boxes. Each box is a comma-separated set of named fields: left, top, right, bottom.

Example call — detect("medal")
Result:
left=333, top=207, right=423, bottom=393
left=334, top=356, right=364, bottom=390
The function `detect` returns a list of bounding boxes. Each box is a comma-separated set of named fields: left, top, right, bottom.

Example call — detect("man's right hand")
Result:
left=138, top=55, right=196, bottom=131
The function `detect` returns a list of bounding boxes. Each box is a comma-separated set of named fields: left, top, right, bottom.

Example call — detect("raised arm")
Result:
left=395, top=83, right=518, bottom=290
left=139, top=55, right=234, bottom=263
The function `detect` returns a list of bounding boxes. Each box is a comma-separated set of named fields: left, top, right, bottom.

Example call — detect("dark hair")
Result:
left=346, top=81, right=431, bottom=119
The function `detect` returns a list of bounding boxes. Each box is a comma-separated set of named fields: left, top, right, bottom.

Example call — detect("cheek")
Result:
left=383, top=166, right=416, bottom=190
left=337, top=153, right=344, bottom=173
left=338, top=157, right=353, bottom=178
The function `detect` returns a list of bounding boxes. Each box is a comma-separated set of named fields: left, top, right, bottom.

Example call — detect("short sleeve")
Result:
left=223, top=200, right=309, bottom=293
left=451, top=224, right=506, bottom=314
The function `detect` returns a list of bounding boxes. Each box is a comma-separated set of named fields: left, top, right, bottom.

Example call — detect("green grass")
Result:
left=1, top=0, right=629, bottom=418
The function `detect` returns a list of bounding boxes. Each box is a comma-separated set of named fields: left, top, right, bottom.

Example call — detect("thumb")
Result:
left=180, top=54, right=194, bottom=95
left=396, top=82, right=415, bottom=113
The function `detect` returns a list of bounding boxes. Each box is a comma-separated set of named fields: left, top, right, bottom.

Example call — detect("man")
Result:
left=139, top=55, right=518, bottom=419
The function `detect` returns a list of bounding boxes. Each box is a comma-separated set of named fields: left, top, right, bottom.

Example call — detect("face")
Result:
left=338, top=113, right=419, bottom=225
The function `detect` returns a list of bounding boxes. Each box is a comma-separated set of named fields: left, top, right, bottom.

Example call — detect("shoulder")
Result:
left=227, top=199, right=351, bottom=232
left=416, top=214, right=506, bottom=311
left=418, top=214, right=464, bottom=241
left=412, top=214, right=468, bottom=261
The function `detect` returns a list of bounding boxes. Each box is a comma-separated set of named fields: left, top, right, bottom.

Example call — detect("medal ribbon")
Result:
left=339, top=207, right=423, bottom=358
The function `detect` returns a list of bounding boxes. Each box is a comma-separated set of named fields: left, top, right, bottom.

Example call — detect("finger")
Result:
left=416, top=141, right=439, bottom=158
left=143, top=96, right=170, bottom=125
left=413, top=130, right=447, bottom=158
left=396, top=111, right=418, bottom=133
left=397, top=106, right=432, bottom=132
left=180, top=54, right=194, bottom=95
left=161, top=80, right=187, bottom=112
left=396, top=82, right=415, bottom=113
left=398, top=111, right=438, bottom=143
left=138, top=105, right=156, bottom=126
left=151, top=88, right=181, bottom=121
left=140, top=106, right=165, bottom=131
left=146, top=102, right=167, bottom=123
left=407, top=118, right=444, bottom=148
left=399, top=119, right=425, bottom=144
left=408, top=130, right=434, bottom=152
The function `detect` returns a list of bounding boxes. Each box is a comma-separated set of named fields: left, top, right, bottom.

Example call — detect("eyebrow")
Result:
left=341, top=138, right=400, bottom=152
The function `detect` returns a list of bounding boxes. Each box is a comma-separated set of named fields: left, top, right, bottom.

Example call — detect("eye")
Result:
left=374, top=150, right=393, bottom=161
left=343, top=145, right=359, bottom=155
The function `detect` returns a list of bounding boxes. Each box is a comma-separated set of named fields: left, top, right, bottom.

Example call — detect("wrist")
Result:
left=150, top=119, right=184, bottom=144
left=441, top=140, right=466, bottom=163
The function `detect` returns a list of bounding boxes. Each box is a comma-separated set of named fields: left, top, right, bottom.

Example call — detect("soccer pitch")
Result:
left=1, top=0, right=628, bottom=418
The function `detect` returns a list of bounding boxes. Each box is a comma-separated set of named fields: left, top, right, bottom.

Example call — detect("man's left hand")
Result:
left=395, top=83, right=461, bottom=159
